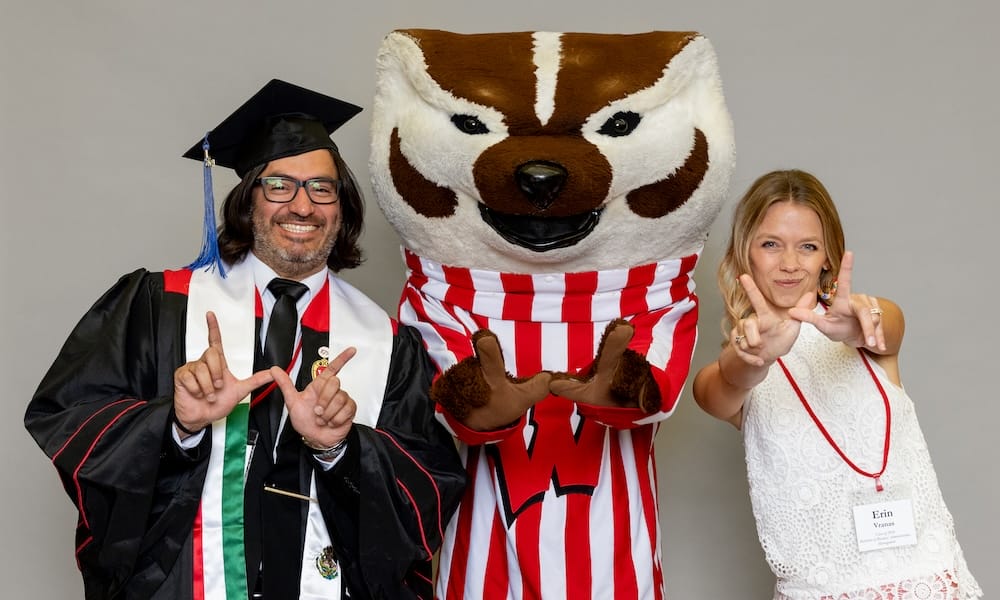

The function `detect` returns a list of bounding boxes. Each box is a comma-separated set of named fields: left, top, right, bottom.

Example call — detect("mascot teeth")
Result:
left=477, top=204, right=602, bottom=252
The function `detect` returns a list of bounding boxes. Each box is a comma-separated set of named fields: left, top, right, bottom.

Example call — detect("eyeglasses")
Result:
left=254, top=176, right=342, bottom=204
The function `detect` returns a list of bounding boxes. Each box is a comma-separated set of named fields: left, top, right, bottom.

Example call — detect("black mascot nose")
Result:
left=516, top=161, right=567, bottom=210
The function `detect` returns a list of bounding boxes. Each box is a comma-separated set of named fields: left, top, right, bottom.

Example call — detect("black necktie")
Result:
left=263, top=278, right=308, bottom=370
left=255, top=278, right=309, bottom=598
left=262, top=278, right=308, bottom=440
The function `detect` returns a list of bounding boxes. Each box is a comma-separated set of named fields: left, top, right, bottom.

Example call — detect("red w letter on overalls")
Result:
left=487, top=396, right=607, bottom=527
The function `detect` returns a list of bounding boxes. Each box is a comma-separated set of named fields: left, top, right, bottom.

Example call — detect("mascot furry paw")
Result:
left=370, top=29, right=734, bottom=598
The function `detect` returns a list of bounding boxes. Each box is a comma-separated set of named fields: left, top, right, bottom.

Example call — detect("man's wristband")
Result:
left=302, top=436, right=347, bottom=461
left=173, top=416, right=203, bottom=436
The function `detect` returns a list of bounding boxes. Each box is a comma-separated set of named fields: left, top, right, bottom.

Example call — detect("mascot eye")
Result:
left=451, top=114, right=490, bottom=135
left=598, top=111, right=642, bottom=137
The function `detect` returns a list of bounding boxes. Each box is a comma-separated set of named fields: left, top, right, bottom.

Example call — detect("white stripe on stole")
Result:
left=324, top=276, right=391, bottom=430
left=188, top=263, right=392, bottom=599
left=187, top=261, right=255, bottom=599
left=298, top=276, right=391, bottom=599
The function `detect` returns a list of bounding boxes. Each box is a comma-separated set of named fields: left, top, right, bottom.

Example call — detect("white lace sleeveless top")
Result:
left=743, top=322, right=981, bottom=599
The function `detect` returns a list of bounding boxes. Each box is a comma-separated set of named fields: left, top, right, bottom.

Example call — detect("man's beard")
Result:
left=252, top=213, right=338, bottom=279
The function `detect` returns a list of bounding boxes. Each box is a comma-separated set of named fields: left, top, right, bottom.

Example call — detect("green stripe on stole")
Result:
left=186, top=261, right=256, bottom=599
left=220, top=402, right=249, bottom=599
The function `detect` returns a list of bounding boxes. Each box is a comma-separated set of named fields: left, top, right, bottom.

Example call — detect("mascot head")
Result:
left=371, top=29, right=735, bottom=273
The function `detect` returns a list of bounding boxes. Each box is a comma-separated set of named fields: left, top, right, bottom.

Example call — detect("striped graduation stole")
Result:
left=184, top=259, right=391, bottom=599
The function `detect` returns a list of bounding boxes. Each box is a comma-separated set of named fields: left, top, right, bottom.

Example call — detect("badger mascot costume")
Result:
left=370, top=29, right=735, bottom=599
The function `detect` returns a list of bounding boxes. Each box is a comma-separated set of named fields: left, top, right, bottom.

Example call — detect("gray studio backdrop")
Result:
left=2, top=1, right=995, bottom=598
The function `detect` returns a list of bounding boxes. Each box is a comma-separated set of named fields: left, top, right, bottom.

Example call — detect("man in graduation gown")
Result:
left=24, top=79, right=466, bottom=600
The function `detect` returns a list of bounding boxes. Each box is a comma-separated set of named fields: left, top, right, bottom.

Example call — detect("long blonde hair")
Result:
left=718, top=169, right=845, bottom=337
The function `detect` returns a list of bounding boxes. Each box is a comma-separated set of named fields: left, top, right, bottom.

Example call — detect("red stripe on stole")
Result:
left=301, top=278, right=330, bottom=331
left=192, top=505, right=205, bottom=600
left=610, top=434, right=639, bottom=597
left=163, top=268, right=193, bottom=295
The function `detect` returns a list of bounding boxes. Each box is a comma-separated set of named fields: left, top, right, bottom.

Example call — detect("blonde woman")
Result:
left=694, top=169, right=981, bottom=599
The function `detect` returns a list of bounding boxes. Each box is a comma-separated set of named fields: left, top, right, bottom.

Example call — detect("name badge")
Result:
left=852, top=497, right=917, bottom=552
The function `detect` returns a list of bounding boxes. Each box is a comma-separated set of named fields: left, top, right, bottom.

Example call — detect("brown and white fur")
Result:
left=369, top=29, right=735, bottom=598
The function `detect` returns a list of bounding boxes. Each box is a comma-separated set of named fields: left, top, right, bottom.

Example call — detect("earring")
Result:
left=819, top=279, right=838, bottom=301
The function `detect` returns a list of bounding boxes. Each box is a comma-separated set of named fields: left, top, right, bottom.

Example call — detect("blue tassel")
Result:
left=186, top=134, right=227, bottom=277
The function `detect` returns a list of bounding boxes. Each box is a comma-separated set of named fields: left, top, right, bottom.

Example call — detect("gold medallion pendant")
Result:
left=311, top=346, right=331, bottom=380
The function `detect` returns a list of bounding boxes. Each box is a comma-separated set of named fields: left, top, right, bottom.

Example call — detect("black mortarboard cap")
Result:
left=183, top=79, right=362, bottom=275
left=183, top=78, right=362, bottom=177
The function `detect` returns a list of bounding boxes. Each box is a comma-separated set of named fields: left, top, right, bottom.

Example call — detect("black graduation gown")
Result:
left=25, top=268, right=467, bottom=600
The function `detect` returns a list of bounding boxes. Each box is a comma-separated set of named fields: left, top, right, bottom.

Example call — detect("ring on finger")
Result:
left=869, top=307, right=883, bottom=316
left=734, top=335, right=745, bottom=345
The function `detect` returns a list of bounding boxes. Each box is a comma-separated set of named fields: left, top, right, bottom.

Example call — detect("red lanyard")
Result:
left=775, top=350, right=891, bottom=492
left=250, top=339, right=303, bottom=408
left=250, top=284, right=307, bottom=407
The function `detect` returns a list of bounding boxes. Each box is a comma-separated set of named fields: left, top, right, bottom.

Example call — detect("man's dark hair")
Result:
left=217, top=149, right=364, bottom=272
